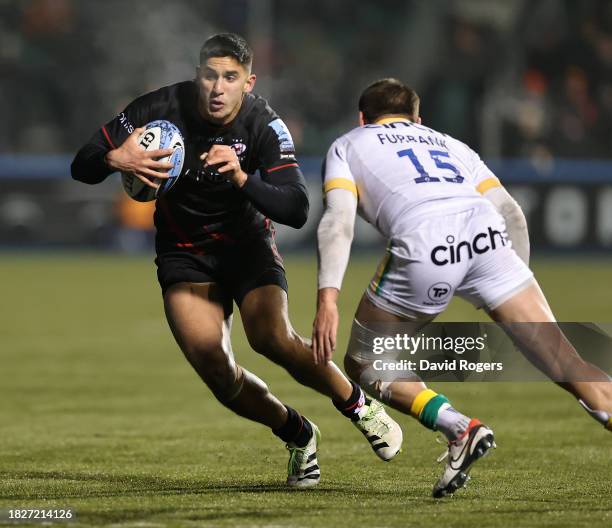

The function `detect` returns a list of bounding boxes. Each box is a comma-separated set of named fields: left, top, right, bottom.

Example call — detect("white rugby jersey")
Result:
left=322, top=118, right=501, bottom=237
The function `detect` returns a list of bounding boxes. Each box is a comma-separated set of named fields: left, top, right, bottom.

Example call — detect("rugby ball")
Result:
left=121, top=120, right=185, bottom=202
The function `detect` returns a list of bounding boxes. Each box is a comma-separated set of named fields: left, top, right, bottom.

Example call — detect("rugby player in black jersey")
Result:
left=71, top=33, right=402, bottom=487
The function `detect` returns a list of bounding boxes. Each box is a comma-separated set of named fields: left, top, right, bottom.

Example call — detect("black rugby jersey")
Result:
left=72, top=81, right=309, bottom=254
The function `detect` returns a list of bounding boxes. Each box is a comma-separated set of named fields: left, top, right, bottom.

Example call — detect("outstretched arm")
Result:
left=312, top=188, right=358, bottom=364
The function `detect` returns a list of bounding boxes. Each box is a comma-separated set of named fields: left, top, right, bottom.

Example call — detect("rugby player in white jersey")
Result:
left=312, top=78, right=612, bottom=498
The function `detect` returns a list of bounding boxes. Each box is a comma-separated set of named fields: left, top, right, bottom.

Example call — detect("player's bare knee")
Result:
left=181, top=337, right=225, bottom=366
left=179, top=337, right=237, bottom=394
left=246, top=332, right=271, bottom=357
left=247, top=328, right=290, bottom=361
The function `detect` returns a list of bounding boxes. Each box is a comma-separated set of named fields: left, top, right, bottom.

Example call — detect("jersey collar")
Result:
left=375, top=117, right=413, bottom=125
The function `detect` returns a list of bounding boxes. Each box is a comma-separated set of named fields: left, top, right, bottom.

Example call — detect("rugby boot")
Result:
left=433, top=418, right=495, bottom=498
left=286, top=420, right=321, bottom=488
left=353, top=399, right=403, bottom=461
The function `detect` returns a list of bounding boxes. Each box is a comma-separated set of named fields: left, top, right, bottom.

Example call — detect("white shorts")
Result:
left=366, top=201, right=534, bottom=316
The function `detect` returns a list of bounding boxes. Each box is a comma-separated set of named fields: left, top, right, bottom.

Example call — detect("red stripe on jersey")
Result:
left=157, top=198, right=205, bottom=255
left=266, top=163, right=299, bottom=173
left=101, top=126, right=116, bottom=149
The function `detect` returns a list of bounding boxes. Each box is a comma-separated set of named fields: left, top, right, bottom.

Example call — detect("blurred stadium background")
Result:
left=2, top=0, right=612, bottom=252
left=1, top=1, right=611, bottom=526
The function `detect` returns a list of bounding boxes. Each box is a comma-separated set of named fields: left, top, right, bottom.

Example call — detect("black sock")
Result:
left=333, top=381, right=368, bottom=422
left=272, top=405, right=313, bottom=447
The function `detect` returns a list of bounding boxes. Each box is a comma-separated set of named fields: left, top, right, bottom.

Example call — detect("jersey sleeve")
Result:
left=99, top=93, right=156, bottom=150
left=322, top=137, right=358, bottom=198
left=71, top=92, right=156, bottom=184
left=256, top=117, right=299, bottom=170
left=239, top=117, right=309, bottom=228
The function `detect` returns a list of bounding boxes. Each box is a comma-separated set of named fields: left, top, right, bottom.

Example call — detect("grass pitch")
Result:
left=1, top=253, right=611, bottom=527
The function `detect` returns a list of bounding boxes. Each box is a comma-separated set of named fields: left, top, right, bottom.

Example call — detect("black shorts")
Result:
left=155, top=234, right=287, bottom=306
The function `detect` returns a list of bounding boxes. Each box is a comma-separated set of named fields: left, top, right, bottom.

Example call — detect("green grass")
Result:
left=1, top=253, right=611, bottom=527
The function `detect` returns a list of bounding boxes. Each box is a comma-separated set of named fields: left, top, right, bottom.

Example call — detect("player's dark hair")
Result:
left=358, top=78, right=420, bottom=123
left=200, top=33, right=253, bottom=68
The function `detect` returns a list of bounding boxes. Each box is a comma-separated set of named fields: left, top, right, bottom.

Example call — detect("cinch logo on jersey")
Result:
left=431, top=228, right=507, bottom=266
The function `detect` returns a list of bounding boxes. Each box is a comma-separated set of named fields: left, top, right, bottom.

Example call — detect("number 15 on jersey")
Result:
left=397, top=148, right=464, bottom=184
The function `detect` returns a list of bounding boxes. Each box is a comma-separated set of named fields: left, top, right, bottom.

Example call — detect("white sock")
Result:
left=435, top=403, right=471, bottom=442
